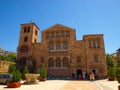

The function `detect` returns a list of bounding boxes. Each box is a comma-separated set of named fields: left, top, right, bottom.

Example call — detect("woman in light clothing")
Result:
left=90, top=73, right=95, bottom=80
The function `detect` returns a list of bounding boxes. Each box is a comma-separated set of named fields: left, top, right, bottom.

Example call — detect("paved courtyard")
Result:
left=0, top=79, right=119, bottom=90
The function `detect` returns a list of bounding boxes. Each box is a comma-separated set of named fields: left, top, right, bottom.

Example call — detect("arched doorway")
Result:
left=92, top=69, right=96, bottom=74
left=76, top=69, right=83, bottom=79
left=28, top=60, right=37, bottom=73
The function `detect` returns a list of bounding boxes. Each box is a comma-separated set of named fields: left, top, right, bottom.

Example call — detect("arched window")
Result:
left=35, top=30, right=38, bottom=36
left=56, top=32, right=60, bottom=37
left=62, top=57, right=69, bottom=67
left=77, top=57, right=81, bottom=62
left=89, top=40, right=94, bottom=48
left=20, top=45, right=29, bottom=53
left=49, top=42, right=54, bottom=50
left=56, top=42, right=61, bottom=50
left=28, top=27, right=31, bottom=32
left=94, top=55, right=98, bottom=62
left=24, top=37, right=28, bottom=42
left=96, top=41, right=100, bottom=48
left=66, top=32, right=70, bottom=37
left=48, top=58, right=54, bottom=67
left=62, top=42, right=68, bottom=50
left=34, top=39, right=37, bottom=43
left=46, top=33, right=49, bottom=38
left=55, top=57, right=61, bottom=67
left=61, top=32, right=65, bottom=37
left=24, top=27, right=27, bottom=33
left=51, top=32, right=54, bottom=38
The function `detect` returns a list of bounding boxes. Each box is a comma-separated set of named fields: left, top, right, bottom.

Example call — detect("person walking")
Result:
left=91, top=73, right=95, bottom=80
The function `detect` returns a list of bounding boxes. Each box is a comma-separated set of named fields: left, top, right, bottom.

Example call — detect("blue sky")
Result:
left=0, top=0, right=120, bottom=54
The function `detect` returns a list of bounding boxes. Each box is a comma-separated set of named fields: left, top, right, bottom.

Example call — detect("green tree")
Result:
left=106, top=54, right=116, bottom=79
left=0, top=54, right=6, bottom=60
left=116, top=57, right=120, bottom=83
left=10, top=70, right=21, bottom=82
left=7, top=53, right=16, bottom=62
left=22, top=67, right=29, bottom=78
left=107, top=67, right=116, bottom=78
left=39, top=64, right=47, bottom=78
left=106, top=54, right=115, bottom=67
left=0, top=53, right=16, bottom=62
left=8, top=64, right=21, bottom=82
left=8, top=64, right=16, bottom=74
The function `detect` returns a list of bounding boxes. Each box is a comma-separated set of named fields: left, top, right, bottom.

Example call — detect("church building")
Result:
left=17, top=23, right=107, bottom=79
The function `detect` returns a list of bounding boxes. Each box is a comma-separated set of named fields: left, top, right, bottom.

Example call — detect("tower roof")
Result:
left=21, top=23, right=39, bottom=30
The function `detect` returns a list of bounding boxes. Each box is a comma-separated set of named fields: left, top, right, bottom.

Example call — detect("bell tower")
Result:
left=17, top=23, right=39, bottom=66
left=18, top=23, right=39, bottom=45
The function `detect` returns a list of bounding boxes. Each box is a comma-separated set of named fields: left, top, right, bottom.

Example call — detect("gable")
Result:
left=42, top=24, right=75, bottom=33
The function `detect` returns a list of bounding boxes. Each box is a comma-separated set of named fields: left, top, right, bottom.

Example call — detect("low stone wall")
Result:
left=0, top=60, right=15, bottom=73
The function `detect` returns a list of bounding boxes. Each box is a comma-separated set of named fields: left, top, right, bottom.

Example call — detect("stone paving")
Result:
left=59, top=80, right=98, bottom=90
left=0, top=79, right=119, bottom=90
left=96, top=79, right=119, bottom=90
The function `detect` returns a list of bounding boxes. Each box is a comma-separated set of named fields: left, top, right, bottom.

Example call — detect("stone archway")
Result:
left=27, top=56, right=37, bottom=73
left=28, top=60, right=37, bottom=73
left=76, top=69, right=83, bottom=79
left=92, top=69, right=96, bottom=74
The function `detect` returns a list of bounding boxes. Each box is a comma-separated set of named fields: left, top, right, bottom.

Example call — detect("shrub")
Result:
left=39, top=64, right=47, bottom=78
left=8, top=64, right=21, bottom=82
left=10, top=70, right=21, bottom=82
left=8, top=64, right=16, bottom=74
left=106, top=54, right=116, bottom=78
left=22, top=67, right=29, bottom=78
left=107, top=67, right=116, bottom=78
left=116, top=57, right=120, bottom=83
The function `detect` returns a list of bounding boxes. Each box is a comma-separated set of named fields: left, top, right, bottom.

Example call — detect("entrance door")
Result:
left=76, top=69, right=82, bottom=79
left=92, top=69, right=96, bottom=74
left=28, top=60, right=37, bottom=73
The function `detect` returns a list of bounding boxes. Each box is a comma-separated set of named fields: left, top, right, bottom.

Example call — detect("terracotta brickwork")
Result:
left=17, top=23, right=107, bottom=78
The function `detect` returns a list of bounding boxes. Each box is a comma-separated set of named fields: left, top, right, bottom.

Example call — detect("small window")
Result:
left=49, top=42, right=54, bottom=50
left=97, top=41, right=100, bottom=48
left=61, top=32, right=65, bottom=37
left=89, top=39, right=100, bottom=48
left=24, top=27, right=27, bottom=33
left=62, top=42, right=68, bottom=50
left=66, top=32, right=70, bottom=37
left=34, top=39, right=37, bottom=43
left=35, top=30, right=38, bottom=36
left=56, top=42, right=61, bottom=50
left=55, top=57, right=61, bottom=67
left=48, top=58, right=54, bottom=67
left=94, top=55, right=98, bottom=62
left=77, top=57, right=81, bottom=62
left=56, top=32, right=60, bottom=37
left=51, top=33, right=54, bottom=38
left=24, top=37, right=28, bottom=42
left=63, top=57, right=69, bottom=67
left=89, top=41, right=94, bottom=48
left=46, top=33, right=49, bottom=38
left=28, top=27, right=30, bottom=32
